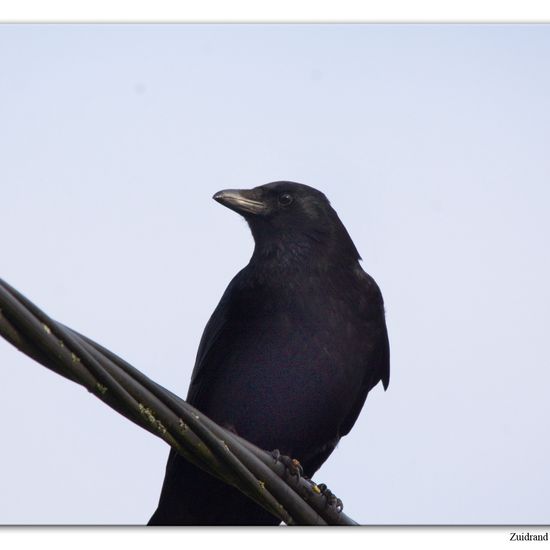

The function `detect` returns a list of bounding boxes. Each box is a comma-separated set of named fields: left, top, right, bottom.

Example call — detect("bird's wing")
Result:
left=185, top=275, right=239, bottom=407
left=339, top=270, right=390, bottom=437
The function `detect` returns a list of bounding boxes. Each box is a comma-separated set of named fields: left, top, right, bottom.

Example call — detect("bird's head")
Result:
left=213, top=181, right=360, bottom=264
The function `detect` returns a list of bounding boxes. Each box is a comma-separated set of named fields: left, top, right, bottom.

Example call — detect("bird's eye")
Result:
left=278, top=193, right=294, bottom=206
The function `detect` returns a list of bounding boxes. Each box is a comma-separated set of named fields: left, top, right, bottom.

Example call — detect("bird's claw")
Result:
left=316, top=483, right=344, bottom=513
left=271, top=449, right=281, bottom=463
left=271, top=449, right=304, bottom=479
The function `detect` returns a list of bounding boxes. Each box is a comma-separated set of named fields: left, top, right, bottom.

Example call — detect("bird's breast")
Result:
left=201, top=284, right=367, bottom=457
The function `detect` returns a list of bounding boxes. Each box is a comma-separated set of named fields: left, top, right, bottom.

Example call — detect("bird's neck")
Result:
left=250, top=232, right=357, bottom=277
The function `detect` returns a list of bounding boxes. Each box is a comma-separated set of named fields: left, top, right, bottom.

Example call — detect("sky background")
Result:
left=0, top=24, right=549, bottom=525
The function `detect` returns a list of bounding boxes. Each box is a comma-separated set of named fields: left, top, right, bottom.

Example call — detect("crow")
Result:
left=149, top=181, right=389, bottom=525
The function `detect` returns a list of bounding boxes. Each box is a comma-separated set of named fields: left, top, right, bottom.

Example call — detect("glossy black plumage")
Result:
left=149, top=181, right=389, bottom=525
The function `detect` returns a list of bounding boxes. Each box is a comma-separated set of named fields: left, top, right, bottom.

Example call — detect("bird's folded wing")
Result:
left=339, top=321, right=389, bottom=437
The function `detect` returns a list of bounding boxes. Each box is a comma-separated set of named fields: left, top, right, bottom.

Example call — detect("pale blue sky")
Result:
left=0, top=24, right=549, bottom=524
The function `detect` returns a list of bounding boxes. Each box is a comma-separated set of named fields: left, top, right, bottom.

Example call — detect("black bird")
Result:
left=149, top=181, right=389, bottom=525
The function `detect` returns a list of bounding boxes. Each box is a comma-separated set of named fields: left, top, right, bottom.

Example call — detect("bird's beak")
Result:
left=213, top=189, right=265, bottom=216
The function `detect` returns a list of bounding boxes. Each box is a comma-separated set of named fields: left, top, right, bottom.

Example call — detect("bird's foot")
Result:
left=315, top=483, right=344, bottom=513
left=271, top=449, right=304, bottom=480
left=222, top=422, right=239, bottom=435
